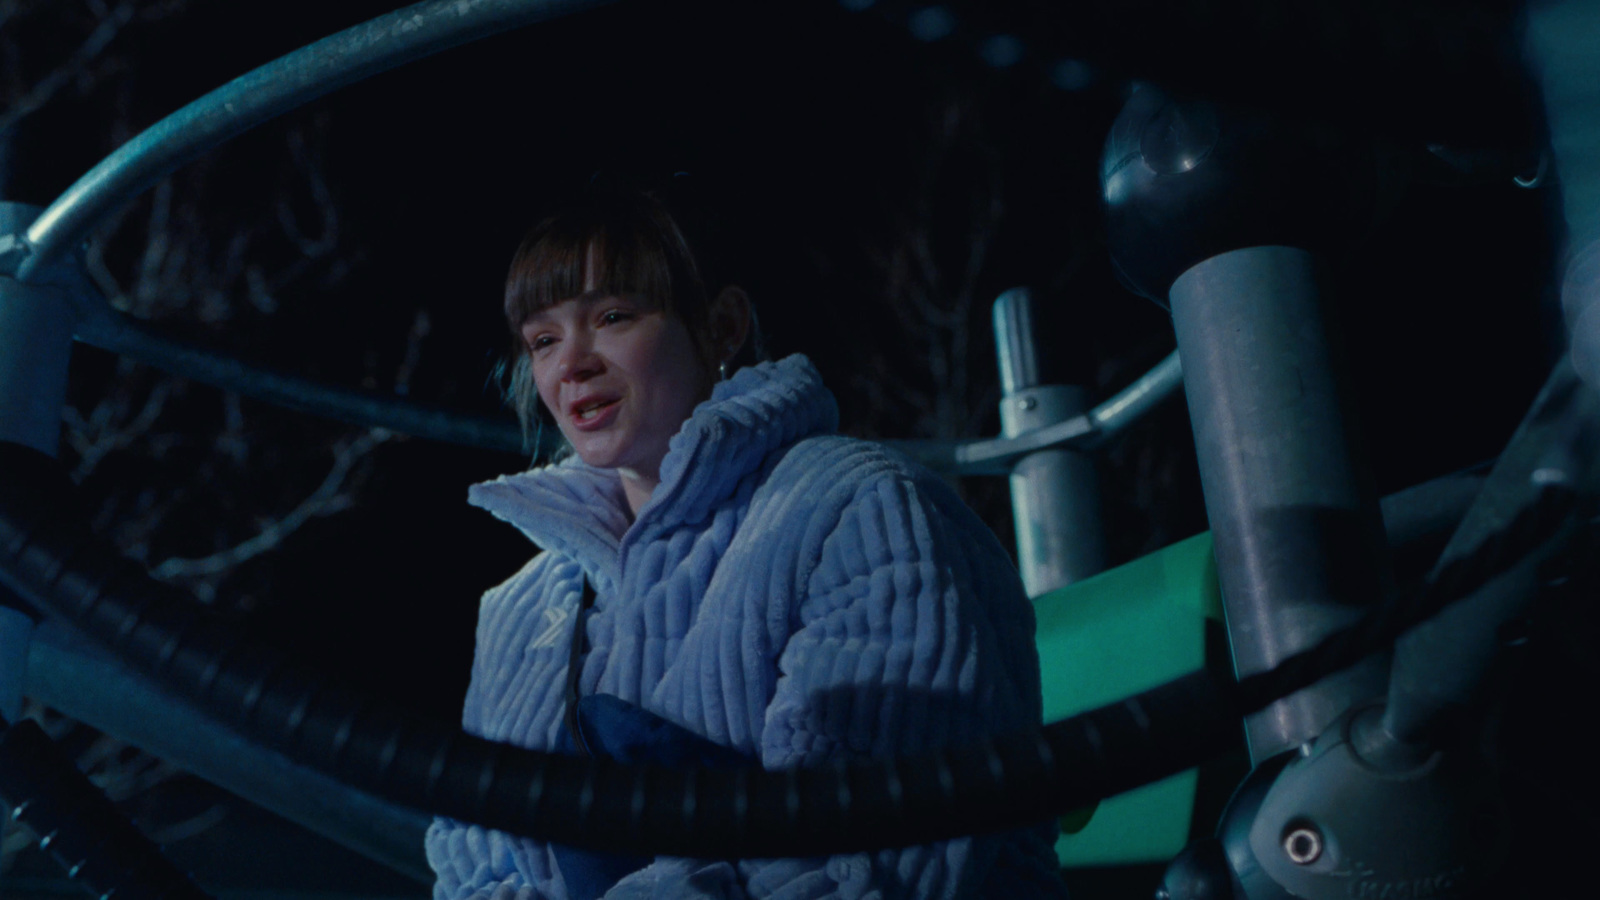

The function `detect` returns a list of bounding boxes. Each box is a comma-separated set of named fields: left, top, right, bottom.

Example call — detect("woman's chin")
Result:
left=571, top=444, right=622, bottom=470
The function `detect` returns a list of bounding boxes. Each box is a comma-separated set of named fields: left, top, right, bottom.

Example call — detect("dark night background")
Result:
left=0, top=0, right=1573, bottom=896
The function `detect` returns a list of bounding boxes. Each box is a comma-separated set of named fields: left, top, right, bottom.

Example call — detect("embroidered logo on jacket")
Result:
left=530, top=605, right=572, bottom=649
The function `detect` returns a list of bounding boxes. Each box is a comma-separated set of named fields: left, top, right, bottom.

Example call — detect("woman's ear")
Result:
left=707, top=285, right=752, bottom=365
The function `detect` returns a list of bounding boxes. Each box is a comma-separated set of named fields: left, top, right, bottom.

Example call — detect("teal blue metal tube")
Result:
left=1526, top=0, right=1600, bottom=392
left=9, top=0, right=613, bottom=284
left=993, top=287, right=1107, bottom=596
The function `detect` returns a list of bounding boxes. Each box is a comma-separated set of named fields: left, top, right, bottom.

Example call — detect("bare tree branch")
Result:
left=5, top=3, right=374, bottom=875
left=148, top=425, right=392, bottom=586
left=63, top=370, right=174, bottom=481
left=0, top=0, right=134, bottom=135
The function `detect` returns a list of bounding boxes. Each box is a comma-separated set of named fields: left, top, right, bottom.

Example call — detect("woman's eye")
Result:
left=529, top=335, right=555, bottom=352
left=600, top=309, right=633, bottom=326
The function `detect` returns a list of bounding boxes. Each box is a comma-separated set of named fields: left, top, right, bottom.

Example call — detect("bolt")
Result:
left=1017, top=396, right=1037, bottom=411
left=1284, top=825, right=1323, bottom=865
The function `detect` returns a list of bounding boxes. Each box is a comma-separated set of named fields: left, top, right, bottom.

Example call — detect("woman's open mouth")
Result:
left=569, top=398, right=620, bottom=431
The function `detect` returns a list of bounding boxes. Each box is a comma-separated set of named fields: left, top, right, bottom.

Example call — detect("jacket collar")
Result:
left=467, top=354, right=838, bottom=594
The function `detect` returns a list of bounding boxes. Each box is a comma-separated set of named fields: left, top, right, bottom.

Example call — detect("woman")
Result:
left=425, top=183, right=1067, bottom=899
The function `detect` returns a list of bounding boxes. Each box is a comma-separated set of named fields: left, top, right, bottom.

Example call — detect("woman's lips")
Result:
left=568, top=398, right=620, bottom=432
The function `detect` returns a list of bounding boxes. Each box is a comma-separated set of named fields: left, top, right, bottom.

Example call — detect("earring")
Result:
left=718, top=361, right=728, bottom=382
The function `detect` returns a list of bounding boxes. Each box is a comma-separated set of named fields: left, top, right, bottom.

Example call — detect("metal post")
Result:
left=1526, top=0, right=1600, bottom=394
left=0, top=200, right=76, bottom=708
left=993, top=287, right=1107, bottom=597
left=1168, top=246, right=1392, bottom=764
left=0, top=200, right=70, bottom=870
left=1, top=201, right=73, bottom=716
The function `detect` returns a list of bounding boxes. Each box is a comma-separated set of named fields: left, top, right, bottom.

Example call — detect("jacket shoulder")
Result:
left=768, top=433, right=933, bottom=491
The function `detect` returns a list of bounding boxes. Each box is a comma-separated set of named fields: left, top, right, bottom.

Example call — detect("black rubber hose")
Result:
left=0, top=713, right=212, bottom=900
left=0, top=439, right=1571, bottom=858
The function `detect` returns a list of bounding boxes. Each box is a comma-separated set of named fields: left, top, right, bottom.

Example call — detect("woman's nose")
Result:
left=555, top=334, right=602, bottom=381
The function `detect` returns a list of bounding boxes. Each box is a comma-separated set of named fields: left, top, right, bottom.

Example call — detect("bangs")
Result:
left=503, top=197, right=705, bottom=338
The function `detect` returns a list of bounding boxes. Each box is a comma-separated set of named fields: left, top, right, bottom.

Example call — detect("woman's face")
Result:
left=521, top=289, right=711, bottom=482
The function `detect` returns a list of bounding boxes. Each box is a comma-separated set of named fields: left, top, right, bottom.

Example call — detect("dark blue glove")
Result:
left=550, top=694, right=756, bottom=899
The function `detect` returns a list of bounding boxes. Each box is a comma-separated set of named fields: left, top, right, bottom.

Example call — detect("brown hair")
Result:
left=499, top=181, right=759, bottom=456
left=503, top=187, right=715, bottom=343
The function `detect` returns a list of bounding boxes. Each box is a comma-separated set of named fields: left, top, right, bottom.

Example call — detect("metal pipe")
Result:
left=23, top=620, right=432, bottom=882
left=53, top=303, right=1175, bottom=469
left=1382, top=357, right=1600, bottom=745
left=993, top=288, right=1106, bottom=595
left=945, top=350, right=1182, bottom=475
left=8, top=0, right=614, bottom=284
left=0, top=204, right=75, bottom=456
left=1168, top=245, right=1392, bottom=764
left=77, top=311, right=534, bottom=456
left=0, top=201, right=70, bottom=728
left=0, top=200, right=68, bottom=885
left=1526, top=0, right=1600, bottom=393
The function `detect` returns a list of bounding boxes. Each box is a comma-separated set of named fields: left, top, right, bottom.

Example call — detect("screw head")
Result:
left=1284, top=825, right=1323, bottom=865
left=1017, top=396, right=1037, bottom=411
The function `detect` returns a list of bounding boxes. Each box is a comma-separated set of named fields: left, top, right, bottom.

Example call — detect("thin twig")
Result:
left=149, top=427, right=392, bottom=582
left=0, top=0, right=134, bottom=135
left=64, top=376, right=174, bottom=481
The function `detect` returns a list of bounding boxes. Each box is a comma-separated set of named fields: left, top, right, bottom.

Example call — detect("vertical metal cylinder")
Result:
left=994, top=288, right=1107, bottom=597
left=0, top=199, right=69, bottom=752
left=1526, top=0, right=1600, bottom=393
left=1168, top=246, right=1391, bottom=764
left=1, top=203, right=74, bottom=456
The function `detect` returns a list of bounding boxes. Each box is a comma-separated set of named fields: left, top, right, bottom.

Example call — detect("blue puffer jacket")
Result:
left=426, top=355, right=1067, bottom=900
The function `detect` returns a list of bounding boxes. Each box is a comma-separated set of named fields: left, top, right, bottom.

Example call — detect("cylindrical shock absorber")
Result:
left=993, top=287, right=1107, bottom=597
left=1102, top=86, right=1396, bottom=764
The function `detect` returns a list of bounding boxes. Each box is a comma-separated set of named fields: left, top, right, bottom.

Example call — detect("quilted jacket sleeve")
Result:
left=600, top=470, right=1065, bottom=900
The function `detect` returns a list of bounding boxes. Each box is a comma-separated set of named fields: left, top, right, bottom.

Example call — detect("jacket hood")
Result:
left=467, top=354, right=839, bottom=593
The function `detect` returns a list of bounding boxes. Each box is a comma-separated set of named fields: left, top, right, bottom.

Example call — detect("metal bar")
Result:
left=0, top=201, right=66, bottom=885
left=22, top=620, right=432, bottom=883
left=1168, top=245, right=1392, bottom=765
left=1088, top=351, right=1184, bottom=434
left=950, top=350, right=1182, bottom=475
left=8, top=0, right=614, bottom=283
left=993, top=288, right=1106, bottom=595
left=994, top=287, right=1042, bottom=395
left=1382, top=358, right=1600, bottom=745
left=77, top=310, right=536, bottom=456
left=1527, top=0, right=1600, bottom=393
left=0, top=204, right=75, bottom=455
left=57, top=302, right=1176, bottom=470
